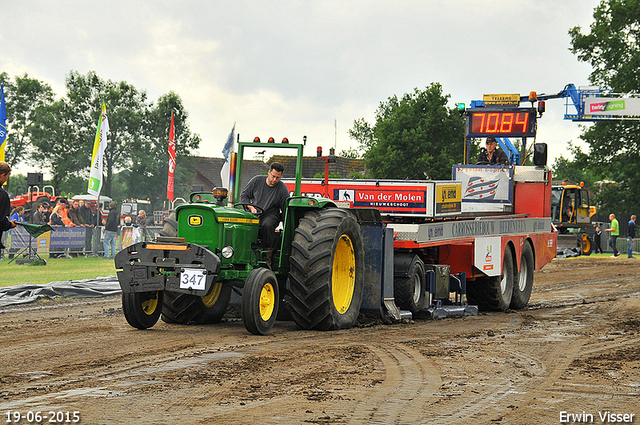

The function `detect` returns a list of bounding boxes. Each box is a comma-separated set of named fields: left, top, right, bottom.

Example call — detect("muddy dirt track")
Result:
left=1, top=257, right=639, bottom=425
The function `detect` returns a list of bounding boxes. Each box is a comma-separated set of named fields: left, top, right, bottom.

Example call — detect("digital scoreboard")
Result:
left=466, top=108, right=537, bottom=138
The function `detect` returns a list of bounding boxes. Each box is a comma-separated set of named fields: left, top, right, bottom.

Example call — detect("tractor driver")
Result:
left=239, top=162, right=289, bottom=251
left=477, top=137, right=510, bottom=165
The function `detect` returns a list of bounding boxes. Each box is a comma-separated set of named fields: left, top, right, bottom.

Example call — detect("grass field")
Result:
left=0, top=256, right=117, bottom=288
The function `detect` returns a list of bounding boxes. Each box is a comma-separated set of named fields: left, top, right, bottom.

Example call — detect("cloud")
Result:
left=1, top=0, right=601, bottom=172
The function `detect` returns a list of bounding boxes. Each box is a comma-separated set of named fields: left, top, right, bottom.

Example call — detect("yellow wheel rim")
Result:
left=332, top=234, right=356, bottom=315
left=141, top=292, right=159, bottom=316
left=259, top=282, right=276, bottom=321
left=582, top=234, right=591, bottom=253
left=202, top=282, right=222, bottom=307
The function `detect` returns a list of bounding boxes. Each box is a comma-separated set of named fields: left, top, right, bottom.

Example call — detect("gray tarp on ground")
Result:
left=0, top=276, right=121, bottom=308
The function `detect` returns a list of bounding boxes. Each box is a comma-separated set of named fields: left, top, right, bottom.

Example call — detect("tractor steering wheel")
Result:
left=234, top=203, right=264, bottom=216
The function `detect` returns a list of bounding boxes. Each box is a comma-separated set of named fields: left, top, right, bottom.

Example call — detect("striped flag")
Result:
left=220, top=123, right=236, bottom=190
left=0, top=84, right=7, bottom=162
left=464, top=176, right=499, bottom=200
left=88, top=102, right=109, bottom=196
left=167, top=112, right=176, bottom=202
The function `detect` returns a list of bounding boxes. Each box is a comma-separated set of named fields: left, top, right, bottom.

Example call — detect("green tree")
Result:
left=0, top=72, right=55, bottom=168
left=29, top=71, right=151, bottom=196
left=569, top=0, right=640, bottom=214
left=119, top=92, right=200, bottom=209
left=551, top=142, right=599, bottom=186
left=349, top=83, right=466, bottom=180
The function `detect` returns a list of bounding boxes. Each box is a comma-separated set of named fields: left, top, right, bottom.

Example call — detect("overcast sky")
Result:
left=2, top=0, right=601, bottom=175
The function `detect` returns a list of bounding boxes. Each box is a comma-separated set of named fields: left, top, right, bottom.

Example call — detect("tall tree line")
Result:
left=0, top=71, right=200, bottom=209
left=553, top=0, right=640, bottom=215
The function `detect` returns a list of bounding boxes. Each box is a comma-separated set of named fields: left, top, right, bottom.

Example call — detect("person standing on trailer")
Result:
left=476, top=137, right=510, bottom=165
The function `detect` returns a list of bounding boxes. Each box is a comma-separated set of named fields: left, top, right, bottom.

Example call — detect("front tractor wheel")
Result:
left=289, top=208, right=364, bottom=331
left=242, top=268, right=279, bottom=335
left=161, top=282, right=231, bottom=325
left=122, top=290, right=164, bottom=329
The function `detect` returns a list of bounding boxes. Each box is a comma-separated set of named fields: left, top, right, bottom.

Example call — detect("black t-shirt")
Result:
left=0, top=186, right=11, bottom=232
left=239, top=175, right=290, bottom=218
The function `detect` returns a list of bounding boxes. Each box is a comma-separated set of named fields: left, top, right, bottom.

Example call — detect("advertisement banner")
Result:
left=49, top=227, right=87, bottom=250
left=584, top=97, right=640, bottom=116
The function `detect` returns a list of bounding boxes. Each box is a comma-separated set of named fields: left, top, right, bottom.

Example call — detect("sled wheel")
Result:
left=289, top=208, right=364, bottom=331
left=122, top=290, right=164, bottom=329
left=242, top=268, right=279, bottom=335
left=161, top=282, right=231, bottom=324
left=510, top=242, right=534, bottom=309
left=394, top=255, right=427, bottom=313
left=467, top=246, right=515, bottom=312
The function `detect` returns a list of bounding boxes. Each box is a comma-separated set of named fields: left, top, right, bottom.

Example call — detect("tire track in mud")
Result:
left=346, top=342, right=441, bottom=425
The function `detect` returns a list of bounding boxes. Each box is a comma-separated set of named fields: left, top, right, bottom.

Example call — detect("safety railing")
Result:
left=2, top=226, right=164, bottom=259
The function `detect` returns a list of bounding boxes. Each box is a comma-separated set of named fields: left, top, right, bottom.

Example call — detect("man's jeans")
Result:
left=104, top=230, right=117, bottom=259
left=609, top=235, right=619, bottom=256
left=628, top=236, right=634, bottom=258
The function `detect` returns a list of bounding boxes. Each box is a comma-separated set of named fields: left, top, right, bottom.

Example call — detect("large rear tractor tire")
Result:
left=242, top=268, right=279, bottom=335
left=467, top=246, right=515, bottom=312
left=394, top=254, right=427, bottom=313
left=161, top=282, right=231, bottom=324
left=510, top=242, right=534, bottom=309
left=289, top=208, right=364, bottom=331
left=122, top=290, right=164, bottom=329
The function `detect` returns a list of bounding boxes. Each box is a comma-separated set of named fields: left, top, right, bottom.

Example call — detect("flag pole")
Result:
left=167, top=111, right=176, bottom=205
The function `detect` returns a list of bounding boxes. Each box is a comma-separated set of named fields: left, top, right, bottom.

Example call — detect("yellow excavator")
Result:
left=551, top=181, right=597, bottom=255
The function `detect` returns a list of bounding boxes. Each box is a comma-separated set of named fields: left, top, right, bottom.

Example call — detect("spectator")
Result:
left=103, top=201, right=119, bottom=259
left=7, top=206, right=25, bottom=259
left=32, top=203, right=48, bottom=225
left=50, top=200, right=75, bottom=227
left=137, top=210, right=147, bottom=228
left=66, top=200, right=86, bottom=257
left=10, top=206, right=25, bottom=224
left=593, top=225, right=603, bottom=254
left=0, top=162, right=17, bottom=260
left=79, top=200, right=96, bottom=254
left=628, top=215, right=636, bottom=259
left=68, top=200, right=86, bottom=227
left=49, top=204, right=65, bottom=226
left=48, top=203, right=66, bottom=259
left=605, top=213, right=620, bottom=257
left=43, top=203, right=52, bottom=223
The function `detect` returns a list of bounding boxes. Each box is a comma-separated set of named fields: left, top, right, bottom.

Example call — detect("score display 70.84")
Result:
left=466, top=107, right=537, bottom=138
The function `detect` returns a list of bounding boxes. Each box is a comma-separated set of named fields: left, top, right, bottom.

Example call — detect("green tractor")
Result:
left=115, top=138, right=365, bottom=335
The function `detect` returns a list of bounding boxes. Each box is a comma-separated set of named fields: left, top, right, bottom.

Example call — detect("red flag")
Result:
left=167, top=112, right=176, bottom=202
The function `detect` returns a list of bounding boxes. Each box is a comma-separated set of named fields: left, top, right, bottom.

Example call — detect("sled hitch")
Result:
left=114, top=241, right=221, bottom=296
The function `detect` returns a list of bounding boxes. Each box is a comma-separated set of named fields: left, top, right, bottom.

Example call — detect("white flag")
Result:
left=88, top=102, right=109, bottom=197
